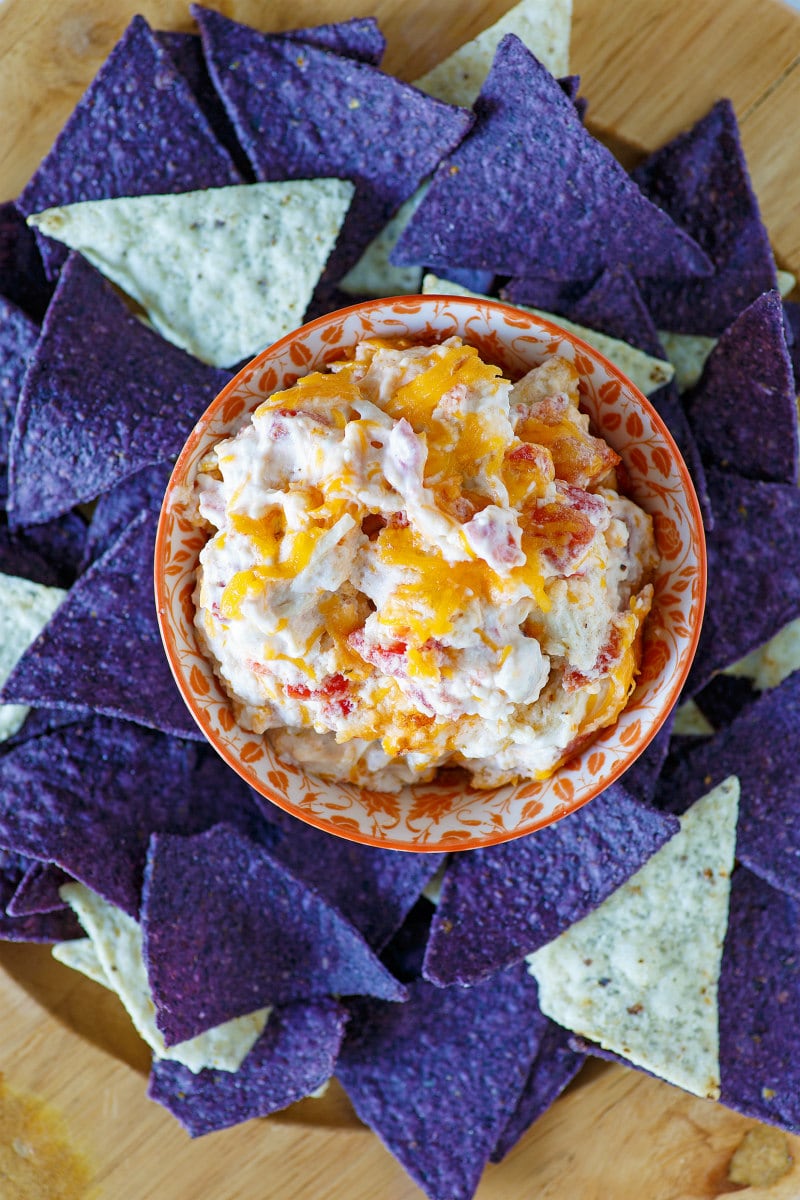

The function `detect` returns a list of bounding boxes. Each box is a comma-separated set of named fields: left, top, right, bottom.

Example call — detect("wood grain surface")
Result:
left=1, top=2, right=799, bottom=1197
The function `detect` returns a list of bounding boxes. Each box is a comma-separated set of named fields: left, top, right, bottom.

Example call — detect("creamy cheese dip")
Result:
left=192, top=338, right=659, bottom=792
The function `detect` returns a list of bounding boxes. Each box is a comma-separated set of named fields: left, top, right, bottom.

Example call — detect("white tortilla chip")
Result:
left=725, top=617, right=800, bottom=692
left=672, top=698, right=715, bottom=737
left=415, top=0, right=572, bottom=107
left=526, top=777, right=739, bottom=1100
left=60, top=884, right=269, bottom=1074
left=0, top=572, right=66, bottom=742
left=53, top=937, right=112, bottom=989
left=29, top=179, right=355, bottom=369
left=339, top=189, right=427, bottom=298
left=658, top=330, right=716, bottom=392
left=777, top=269, right=796, bottom=298
left=423, top=274, right=674, bottom=397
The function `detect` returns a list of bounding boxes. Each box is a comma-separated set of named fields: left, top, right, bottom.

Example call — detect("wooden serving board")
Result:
left=1, top=1, right=799, bottom=1196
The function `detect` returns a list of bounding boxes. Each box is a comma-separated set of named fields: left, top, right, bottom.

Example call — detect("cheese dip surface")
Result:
left=192, top=337, right=659, bottom=792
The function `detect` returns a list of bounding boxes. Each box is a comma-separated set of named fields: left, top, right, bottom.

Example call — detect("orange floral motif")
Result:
left=240, top=741, right=265, bottom=764
left=651, top=446, right=673, bottom=477
left=653, top=512, right=683, bottom=561
left=599, top=378, right=622, bottom=405
left=189, top=665, right=210, bottom=697
left=408, top=789, right=458, bottom=825
left=554, top=778, right=574, bottom=804
left=267, top=769, right=289, bottom=793
left=217, top=707, right=235, bottom=733
left=587, top=752, right=605, bottom=776
left=521, top=799, right=544, bottom=822
left=625, top=411, right=644, bottom=438
left=638, top=637, right=670, bottom=686
left=221, top=393, right=246, bottom=424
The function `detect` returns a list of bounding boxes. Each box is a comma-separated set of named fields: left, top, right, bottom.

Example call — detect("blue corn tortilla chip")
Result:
left=337, top=963, right=546, bottom=1200
left=0, top=297, right=39, bottom=490
left=502, top=275, right=592, bottom=313
left=2, top=511, right=200, bottom=741
left=687, top=471, right=800, bottom=693
left=718, top=868, right=800, bottom=1133
left=193, top=5, right=473, bottom=289
left=0, top=202, right=52, bottom=322
left=491, top=1015, right=585, bottom=1162
left=0, top=718, right=278, bottom=916
left=423, top=785, right=679, bottom=986
left=694, top=675, right=758, bottom=730
left=391, top=36, right=711, bottom=283
left=646, top=381, right=714, bottom=530
left=7, top=862, right=71, bottom=916
left=379, top=898, right=436, bottom=983
left=684, top=292, right=798, bottom=485
left=79, top=462, right=172, bottom=570
left=1, top=706, right=81, bottom=751
left=0, top=907, right=82, bottom=943
left=260, top=805, right=445, bottom=950
left=8, top=253, right=228, bottom=527
left=0, top=848, right=33, bottom=910
left=657, top=670, right=800, bottom=901
left=148, top=998, right=348, bottom=1137
left=785, top=300, right=800, bottom=387
left=0, top=512, right=87, bottom=590
left=142, top=824, right=406, bottom=1046
left=633, top=100, right=778, bottom=336
left=16, top=15, right=241, bottom=279
left=433, top=266, right=496, bottom=294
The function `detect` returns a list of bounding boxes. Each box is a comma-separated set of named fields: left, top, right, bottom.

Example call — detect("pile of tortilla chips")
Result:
left=1, top=3, right=799, bottom=1197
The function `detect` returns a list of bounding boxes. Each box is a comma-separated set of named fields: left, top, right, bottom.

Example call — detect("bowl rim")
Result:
left=155, top=293, right=707, bottom=850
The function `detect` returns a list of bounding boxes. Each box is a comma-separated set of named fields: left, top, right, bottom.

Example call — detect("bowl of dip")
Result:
left=155, top=294, right=706, bottom=850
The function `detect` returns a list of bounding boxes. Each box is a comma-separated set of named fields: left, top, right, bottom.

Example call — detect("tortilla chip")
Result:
left=718, top=868, right=800, bottom=1133
left=393, top=37, right=711, bottom=282
left=527, top=777, right=739, bottom=1100
left=725, top=616, right=800, bottom=693
left=2, top=512, right=200, bottom=741
left=0, top=572, right=66, bottom=743
left=633, top=101, right=778, bottom=335
left=142, top=824, right=406, bottom=1046
left=423, top=785, right=678, bottom=986
left=30, top=179, right=355, bottom=368
left=0, top=907, right=82, bottom=943
left=684, top=292, right=798, bottom=485
left=337, top=963, right=546, bottom=1200
left=262, top=807, right=445, bottom=950
left=0, top=718, right=278, bottom=916
left=0, top=512, right=88, bottom=591
left=16, top=15, right=241, bottom=279
left=149, top=998, right=347, bottom=1136
left=672, top=699, right=715, bottom=737
left=777, top=269, right=796, bottom=298
left=619, top=709, right=675, bottom=806
left=7, top=253, right=228, bottom=527
left=422, top=274, right=674, bottom=396
left=52, top=936, right=111, bottom=989
left=8, top=863, right=70, bottom=916
left=80, top=462, right=172, bottom=570
left=783, top=300, right=800, bottom=388
left=694, top=675, right=757, bottom=729
left=0, top=297, right=39, bottom=485
left=656, top=671, right=800, bottom=902
left=194, top=6, right=474, bottom=290
left=658, top=330, right=717, bottom=392
left=415, top=0, right=571, bottom=107
left=379, top=899, right=436, bottom=983
left=687, top=470, right=800, bottom=693
left=490, top=1016, right=585, bottom=1161
left=60, top=883, right=270, bottom=1073
left=0, top=202, right=52, bottom=322
left=339, top=188, right=428, bottom=299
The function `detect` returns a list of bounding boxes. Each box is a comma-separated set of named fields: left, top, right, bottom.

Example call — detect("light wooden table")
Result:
left=1, top=2, right=799, bottom=1196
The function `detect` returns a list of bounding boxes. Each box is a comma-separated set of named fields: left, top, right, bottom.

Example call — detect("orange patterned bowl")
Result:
left=155, top=295, right=706, bottom=851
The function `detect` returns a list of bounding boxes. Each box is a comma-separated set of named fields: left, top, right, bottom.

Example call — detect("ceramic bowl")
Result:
left=155, top=294, right=706, bottom=851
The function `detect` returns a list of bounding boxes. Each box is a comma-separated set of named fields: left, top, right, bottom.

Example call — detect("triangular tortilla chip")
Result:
left=415, top=0, right=571, bottom=106
left=393, top=36, right=711, bottom=282
left=725, top=616, right=800, bottom=693
left=337, top=964, right=547, bottom=1200
left=8, top=253, right=228, bottom=527
left=0, top=297, right=39, bottom=484
left=658, top=330, right=717, bottom=392
left=0, top=202, right=52, bottom=322
left=59, top=883, right=270, bottom=1073
left=684, top=292, right=798, bottom=485
left=149, top=998, right=347, bottom=1136
left=527, top=777, right=739, bottom=1099
left=718, top=868, right=800, bottom=1133
left=0, top=717, right=279, bottom=917
left=30, top=179, right=354, bottom=368
left=423, top=785, right=679, bottom=985
left=8, top=862, right=70, bottom=916
left=193, top=6, right=473, bottom=289
left=142, top=824, right=406, bottom=1046
left=687, top=470, right=800, bottom=693
left=0, top=572, right=65, bottom=742
left=16, top=15, right=241, bottom=279
left=633, top=100, right=778, bottom=335
left=2, top=512, right=199, bottom=741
